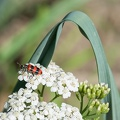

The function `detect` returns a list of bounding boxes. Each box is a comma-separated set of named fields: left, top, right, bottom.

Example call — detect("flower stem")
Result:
left=49, top=93, right=60, bottom=102
left=41, top=85, right=45, bottom=97
left=83, top=112, right=100, bottom=119
left=36, top=88, right=42, bottom=101
left=80, top=94, right=84, bottom=113
left=81, top=99, right=92, bottom=114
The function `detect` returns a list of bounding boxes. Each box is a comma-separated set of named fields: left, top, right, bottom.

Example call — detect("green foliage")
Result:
left=0, top=0, right=90, bottom=91
left=13, top=11, right=120, bottom=120
left=0, top=1, right=120, bottom=120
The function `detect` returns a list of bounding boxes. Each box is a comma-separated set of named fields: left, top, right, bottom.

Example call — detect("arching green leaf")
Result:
left=13, top=11, right=120, bottom=120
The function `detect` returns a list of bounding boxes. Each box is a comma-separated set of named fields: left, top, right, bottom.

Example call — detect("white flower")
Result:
left=47, top=62, right=63, bottom=74
left=58, top=86, right=71, bottom=98
left=65, top=72, right=79, bottom=92
left=18, top=88, right=32, bottom=97
left=36, top=102, right=61, bottom=119
left=4, top=88, right=40, bottom=113
left=18, top=63, right=55, bottom=90
left=27, top=92, right=39, bottom=106
left=18, top=71, right=29, bottom=81
left=7, top=92, right=26, bottom=112
left=25, top=77, right=39, bottom=90
left=1, top=91, right=83, bottom=120
left=17, top=62, right=79, bottom=97
left=0, top=113, right=8, bottom=120
left=48, top=64, right=79, bottom=98
left=1, top=96, right=61, bottom=119
left=60, top=103, right=83, bottom=120
left=50, top=82, right=58, bottom=92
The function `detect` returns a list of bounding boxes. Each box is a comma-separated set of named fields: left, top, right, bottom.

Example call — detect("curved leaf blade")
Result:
left=12, top=11, right=120, bottom=120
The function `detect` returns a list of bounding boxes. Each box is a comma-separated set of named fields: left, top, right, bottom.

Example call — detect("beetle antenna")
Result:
left=17, top=62, right=21, bottom=66
left=17, top=62, right=23, bottom=69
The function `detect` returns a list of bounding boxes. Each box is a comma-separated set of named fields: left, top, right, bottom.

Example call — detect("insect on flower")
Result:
left=17, top=63, right=42, bottom=76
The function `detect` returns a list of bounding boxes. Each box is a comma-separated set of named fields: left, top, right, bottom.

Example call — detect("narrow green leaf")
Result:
left=11, top=0, right=90, bottom=92
left=13, top=11, right=120, bottom=120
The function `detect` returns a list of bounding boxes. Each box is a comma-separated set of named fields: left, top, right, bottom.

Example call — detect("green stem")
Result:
left=83, top=111, right=90, bottom=119
left=37, top=88, right=41, bottom=95
left=41, top=85, right=45, bottom=97
left=49, top=93, right=60, bottom=102
left=83, top=112, right=100, bottom=119
left=39, top=96, right=43, bottom=101
left=80, top=94, right=84, bottom=113
left=76, top=92, right=80, bottom=100
left=81, top=99, right=93, bottom=114
left=36, top=87, right=43, bottom=102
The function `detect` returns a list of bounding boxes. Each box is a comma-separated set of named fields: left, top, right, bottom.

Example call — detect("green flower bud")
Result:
left=79, top=83, right=84, bottom=92
left=95, top=83, right=110, bottom=99
left=83, top=84, right=88, bottom=93
left=101, top=103, right=109, bottom=114
left=95, top=99, right=100, bottom=106
left=96, top=89, right=102, bottom=98
left=86, top=88, right=92, bottom=98
left=92, top=99, right=100, bottom=107
left=89, top=105, right=94, bottom=111
left=79, top=80, right=88, bottom=95
left=97, top=105, right=102, bottom=115
left=91, top=92, right=96, bottom=99
left=96, top=102, right=109, bottom=115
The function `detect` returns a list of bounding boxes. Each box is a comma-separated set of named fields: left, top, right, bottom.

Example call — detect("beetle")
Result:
left=18, top=63, right=42, bottom=75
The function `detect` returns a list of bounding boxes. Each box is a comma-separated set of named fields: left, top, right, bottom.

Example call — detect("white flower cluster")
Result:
left=0, top=88, right=83, bottom=120
left=0, top=61, right=110, bottom=120
left=18, top=62, right=79, bottom=98
left=60, top=103, right=83, bottom=120
left=0, top=62, right=84, bottom=120
left=5, top=88, right=38, bottom=112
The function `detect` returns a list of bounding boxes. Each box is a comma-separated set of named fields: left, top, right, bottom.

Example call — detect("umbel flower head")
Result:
left=0, top=61, right=110, bottom=120
left=78, top=81, right=110, bottom=99
left=18, top=62, right=79, bottom=99
left=0, top=88, right=83, bottom=120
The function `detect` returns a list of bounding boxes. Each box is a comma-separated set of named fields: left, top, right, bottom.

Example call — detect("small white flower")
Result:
left=25, top=78, right=39, bottom=90
left=18, top=88, right=32, bottom=98
left=29, top=92, right=39, bottom=106
left=18, top=71, right=29, bottom=81
left=36, top=102, right=61, bottom=119
left=0, top=113, right=8, bottom=120
left=60, top=103, right=83, bottom=120
left=58, top=86, right=71, bottom=98
left=7, top=92, right=26, bottom=112
left=67, top=79, right=79, bottom=92
left=48, top=64, right=79, bottom=98
left=51, top=82, right=58, bottom=92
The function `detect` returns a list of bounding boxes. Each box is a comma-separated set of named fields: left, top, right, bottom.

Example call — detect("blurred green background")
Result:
left=0, top=0, right=120, bottom=111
